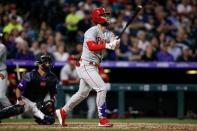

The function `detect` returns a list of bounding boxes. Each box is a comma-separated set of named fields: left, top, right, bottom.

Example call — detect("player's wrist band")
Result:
left=17, top=97, right=22, bottom=101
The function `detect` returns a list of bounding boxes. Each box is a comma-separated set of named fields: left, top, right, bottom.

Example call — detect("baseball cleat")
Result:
left=56, top=108, right=67, bottom=126
left=98, top=118, right=113, bottom=127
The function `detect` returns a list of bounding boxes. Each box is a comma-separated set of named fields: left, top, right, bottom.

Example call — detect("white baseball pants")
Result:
left=63, top=64, right=108, bottom=118
left=0, top=70, right=11, bottom=107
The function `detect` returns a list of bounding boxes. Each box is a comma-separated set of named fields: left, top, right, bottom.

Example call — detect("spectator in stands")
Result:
left=77, top=10, right=92, bottom=42
left=137, top=30, right=150, bottom=51
left=175, top=27, right=190, bottom=47
left=60, top=56, right=79, bottom=105
left=156, top=43, right=174, bottom=61
left=53, top=43, right=69, bottom=62
left=79, top=0, right=97, bottom=12
left=38, top=21, right=49, bottom=42
left=150, top=37, right=159, bottom=53
left=30, top=40, right=41, bottom=56
left=47, top=35, right=56, bottom=53
left=115, top=33, right=131, bottom=60
left=168, top=38, right=182, bottom=61
left=142, top=45, right=156, bottom=61
left=15, top=39, right=35, bottom=60
left=23, top=22, right=36, bottom=42
left=70, top=43, right=83, bottom=60
left=159, top=33, right=166, bottom=45
left=36, top=41, right=54, bottom=61
left=76, top=2, right=86, bottom=19
left=3, top=15, right=23, bottom=34
left=54, top=32, right=64, bottom=45
left=177, top=0, right=192, bottom=15
left=177, top=46, right=193, bottom=62
left=4, top=32, right=17, bottom=58
left=129, top=39, right=143, bottom=61
left=154, top=6, right=176, bottom=35
left=191, top=18, right=197, bottom=50
left=65, top=4, right=81, bottom=43
left=8, top=4, right=23, bottom=24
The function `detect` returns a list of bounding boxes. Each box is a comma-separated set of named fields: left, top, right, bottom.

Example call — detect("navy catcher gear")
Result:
left=36, top=55, right=53, bottom=73
left=0, top=104, right=24, bottom=119
left=34, top=115, right=55, bottom=125
left=34, top=100, right=55, bottom=125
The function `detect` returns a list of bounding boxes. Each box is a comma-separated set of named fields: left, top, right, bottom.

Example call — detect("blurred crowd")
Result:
left=0, top=0, right=196, bottom=62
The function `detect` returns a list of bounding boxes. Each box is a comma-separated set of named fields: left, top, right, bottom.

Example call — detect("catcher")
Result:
left=0, top=55, right=57, bottom=125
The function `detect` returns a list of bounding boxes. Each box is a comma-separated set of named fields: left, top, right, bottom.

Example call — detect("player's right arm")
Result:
left=84, top=28, right=120, bottom=51
left=16, top=72, right=31, bottom=105
left=16, top=88, right=25, bottom=105
left=18, top=72, right=31, bottom=90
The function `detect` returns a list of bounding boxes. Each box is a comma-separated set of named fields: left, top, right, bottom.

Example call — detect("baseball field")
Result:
left=0, top=118, right=197, bottom=131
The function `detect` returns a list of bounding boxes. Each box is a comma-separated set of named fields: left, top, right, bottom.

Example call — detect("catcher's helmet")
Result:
left=36, top=55, right=52, bottom=65
left=91, top=7, right=110, bottom=25
left=36, top=55, right=53, bottom=72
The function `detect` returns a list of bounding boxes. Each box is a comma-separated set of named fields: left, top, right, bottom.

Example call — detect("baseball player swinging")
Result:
left=0, top=55, right=57, bottom=125
left=0, top=33, right=12, bottom=108
left=56, top=7, right=120, bottom=127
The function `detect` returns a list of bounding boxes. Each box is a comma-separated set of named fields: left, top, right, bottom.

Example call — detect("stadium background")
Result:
left=1, top=0, right=197, bottom=120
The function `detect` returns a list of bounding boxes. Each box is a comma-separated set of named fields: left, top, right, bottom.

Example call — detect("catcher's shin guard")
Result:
left=34, top=100, right=55, bottom=125
left=34, top=115, right=55, bottom=125
left=0, top=104, right=24, bottom=119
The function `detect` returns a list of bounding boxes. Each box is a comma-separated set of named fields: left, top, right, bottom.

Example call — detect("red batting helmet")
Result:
left=91, top=7, right=110, bottom=25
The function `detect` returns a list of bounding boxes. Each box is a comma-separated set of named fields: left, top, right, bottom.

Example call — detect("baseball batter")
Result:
left=0, top=35, right=11, bottom=107
left=56, top=7, right=120, bottom=127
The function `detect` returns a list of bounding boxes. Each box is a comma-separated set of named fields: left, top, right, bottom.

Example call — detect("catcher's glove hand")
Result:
left=36, top=100, right=55, bottom=116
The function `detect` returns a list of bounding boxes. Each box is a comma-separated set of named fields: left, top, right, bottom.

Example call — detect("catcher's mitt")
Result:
left=34, top=100, right=55, bottom=125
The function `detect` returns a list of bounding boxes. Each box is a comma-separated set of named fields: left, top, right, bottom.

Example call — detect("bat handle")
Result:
left=16, top=64, right=21, bottom=81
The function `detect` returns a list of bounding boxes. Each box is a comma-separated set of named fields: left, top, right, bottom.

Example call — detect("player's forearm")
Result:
left=86, top=41, right=105, bottom=51
left=16, top=88, right=22, bottom=99
left=68, top=79, right=80, bottom=84
left=50, top=94, right=56, bottom=102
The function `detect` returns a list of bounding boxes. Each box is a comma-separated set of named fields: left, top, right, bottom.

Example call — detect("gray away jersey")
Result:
left=81, top=25, right=115, bottom=64
left=0, top=43, right=7, bottom=70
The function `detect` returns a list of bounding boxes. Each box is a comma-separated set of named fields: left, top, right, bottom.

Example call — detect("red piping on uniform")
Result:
left=86, top=40, right=105, bottom=51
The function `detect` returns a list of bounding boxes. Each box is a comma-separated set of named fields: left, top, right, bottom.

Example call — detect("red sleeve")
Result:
left=62, top=80, right=69, bottom=85
left=86, top=40, right=106, bottom=51
left=98, top=66, right=104, bottom=74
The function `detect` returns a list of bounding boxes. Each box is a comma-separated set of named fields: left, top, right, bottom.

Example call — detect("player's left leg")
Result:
left=56, top=79, right=92, bottom=126
left=87, top=95, right=96, bottom=119
left=77, top=65, right=113, bottom=127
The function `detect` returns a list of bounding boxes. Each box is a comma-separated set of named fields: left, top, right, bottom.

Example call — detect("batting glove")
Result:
left=105, top=39, right=120, bottom=50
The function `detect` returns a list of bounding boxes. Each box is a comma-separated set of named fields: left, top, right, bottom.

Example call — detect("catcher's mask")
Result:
left=36, top=55, right=53, bottom=73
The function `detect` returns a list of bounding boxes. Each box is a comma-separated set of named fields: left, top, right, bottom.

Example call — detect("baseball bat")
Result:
left=117, top=5, right=143, bottom=39
left=16, top=64, right=21, bottom=81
